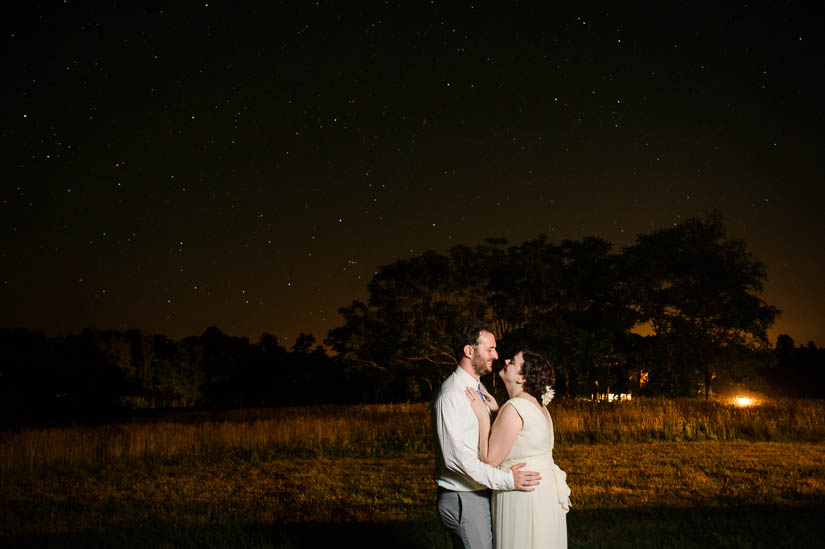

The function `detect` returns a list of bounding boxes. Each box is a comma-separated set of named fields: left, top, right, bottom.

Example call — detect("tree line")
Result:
left=2, top=212, right=824, bottom=428
left=0, top=327, right=344, bottom=428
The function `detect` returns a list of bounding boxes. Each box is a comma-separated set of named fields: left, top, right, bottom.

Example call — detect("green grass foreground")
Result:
left=1, top=399, right=824, bottom=548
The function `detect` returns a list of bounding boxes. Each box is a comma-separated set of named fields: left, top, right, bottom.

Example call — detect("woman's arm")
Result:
left=464, top=390, right=524, bottom=467
left=465, top=387, right=491, bottom=460
left=483, top=403, right=523, bottom=467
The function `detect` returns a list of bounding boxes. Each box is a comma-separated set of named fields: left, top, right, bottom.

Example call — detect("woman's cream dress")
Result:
left=493, top=397, right=570, bottom=549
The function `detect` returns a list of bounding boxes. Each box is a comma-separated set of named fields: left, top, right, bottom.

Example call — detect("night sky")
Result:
left=3, top=2, right=823, bottom=347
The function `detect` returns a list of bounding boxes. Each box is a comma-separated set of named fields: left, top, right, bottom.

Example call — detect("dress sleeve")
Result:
left=501, top=398, right=520, bottom=413
left=434, top=390, right=515, bottom=490
left=499, top=398, right=526, bottom=422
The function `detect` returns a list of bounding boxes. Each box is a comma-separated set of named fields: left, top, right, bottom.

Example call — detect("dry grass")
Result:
left=0, top=404, right=431, bottom=474
left=1, top=400, right=824, bottom=547
left=2, top=398, right=823, bottom=474
left=1, top=442, right=823, bottom=547
left=551, top=397, right=825, bottom=443
left=559, top=441, right=825, bottom=508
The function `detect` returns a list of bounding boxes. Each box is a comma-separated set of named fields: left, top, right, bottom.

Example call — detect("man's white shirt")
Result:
left=432, top=366, right=515, bottom=491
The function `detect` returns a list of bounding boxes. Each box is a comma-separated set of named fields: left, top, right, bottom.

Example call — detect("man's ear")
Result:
left=464, top=344, right=474, bottom=359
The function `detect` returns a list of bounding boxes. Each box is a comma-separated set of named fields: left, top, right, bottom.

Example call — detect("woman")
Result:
left=465, top=350, right=570, bottom=549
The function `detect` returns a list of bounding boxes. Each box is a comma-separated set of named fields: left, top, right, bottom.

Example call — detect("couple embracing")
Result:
left=432, top=321, right=571, bottom=549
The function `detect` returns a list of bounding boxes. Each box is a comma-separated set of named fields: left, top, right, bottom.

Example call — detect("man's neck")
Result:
left=459, top=362, right=480, bottom=382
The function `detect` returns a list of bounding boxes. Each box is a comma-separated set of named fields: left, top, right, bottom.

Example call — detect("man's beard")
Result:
left=471, top=354, right=490, bottom=377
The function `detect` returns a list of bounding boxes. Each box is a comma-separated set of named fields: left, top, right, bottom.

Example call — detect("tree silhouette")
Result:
left=328, top=212, right=779, bottom=401
left=622, top=211, right=779, bottom=398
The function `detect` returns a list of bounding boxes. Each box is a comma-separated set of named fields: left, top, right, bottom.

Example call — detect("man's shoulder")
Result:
left=435, top=370, right=463, bottom=395
left=433, top=372, right=467, bottom=407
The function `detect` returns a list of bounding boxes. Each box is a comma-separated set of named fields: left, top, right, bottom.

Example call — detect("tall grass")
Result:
left=0, top=404, right=430, bottom=474
left=552, top=397, right=825, bottom=443
left=2, top=398, right=824, bottom=473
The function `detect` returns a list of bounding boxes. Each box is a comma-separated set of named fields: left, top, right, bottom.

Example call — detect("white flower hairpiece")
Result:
left=541, top=386, right=555, bottom=406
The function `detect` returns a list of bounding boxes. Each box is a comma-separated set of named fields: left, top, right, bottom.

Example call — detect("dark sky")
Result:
left=3, top=2, right=823, bottom=347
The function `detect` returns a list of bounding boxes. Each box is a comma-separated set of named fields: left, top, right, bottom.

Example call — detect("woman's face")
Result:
left=499, top=352, right=524, bottom=384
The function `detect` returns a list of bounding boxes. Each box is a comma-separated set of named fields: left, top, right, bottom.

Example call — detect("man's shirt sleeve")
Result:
left=434, top=390, right=515, bottom=491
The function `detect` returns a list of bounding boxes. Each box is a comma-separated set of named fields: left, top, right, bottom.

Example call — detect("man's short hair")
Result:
left=453, top=320, right=495, bottom=362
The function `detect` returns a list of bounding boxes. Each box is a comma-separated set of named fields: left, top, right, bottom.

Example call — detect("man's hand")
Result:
left=511, top=462, right=541, bottom=492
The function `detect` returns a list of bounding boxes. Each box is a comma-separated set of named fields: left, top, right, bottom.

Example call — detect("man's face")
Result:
left=470, top=330, right=498, bottom=377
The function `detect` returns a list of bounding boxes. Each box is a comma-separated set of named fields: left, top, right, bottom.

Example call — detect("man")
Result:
left=432, top=320, right=542, bottom=549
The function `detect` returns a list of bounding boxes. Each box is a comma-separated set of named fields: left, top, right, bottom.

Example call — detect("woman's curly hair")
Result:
left=519, top=350, right=556, bottom=400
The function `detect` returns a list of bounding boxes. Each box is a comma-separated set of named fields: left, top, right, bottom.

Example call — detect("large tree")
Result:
left=622, top=211, right=779, bottom=398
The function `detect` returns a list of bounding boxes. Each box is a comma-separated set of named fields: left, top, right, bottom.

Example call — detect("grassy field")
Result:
left=2, top=399, right=824, bottom=548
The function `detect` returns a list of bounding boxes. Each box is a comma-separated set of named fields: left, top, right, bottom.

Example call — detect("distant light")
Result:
left=735, top=396, right=755, bottom=407
left=600, top=393, right=632, bottom=402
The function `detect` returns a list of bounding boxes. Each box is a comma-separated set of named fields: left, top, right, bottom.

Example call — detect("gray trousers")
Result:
left=436, top=488, right=493, bottom=549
